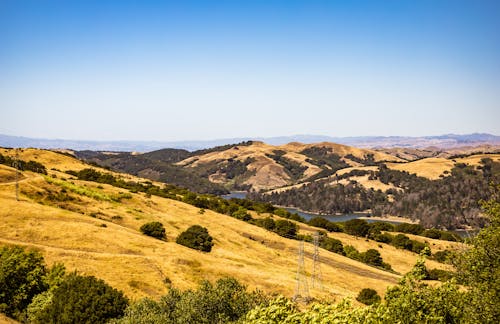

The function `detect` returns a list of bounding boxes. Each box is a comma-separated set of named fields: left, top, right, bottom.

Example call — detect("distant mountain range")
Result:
left=1, top=133, right=499, bottom=152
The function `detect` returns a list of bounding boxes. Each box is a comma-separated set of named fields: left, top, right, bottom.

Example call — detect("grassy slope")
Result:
left=386, top=154, right=500, bottom=180
left=0, top=149, right=456, bottom=302
left=177, top=141, right=404, bottom=191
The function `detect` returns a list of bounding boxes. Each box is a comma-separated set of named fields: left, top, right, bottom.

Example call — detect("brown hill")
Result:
left=177, top=141, right=403, bottom=191
left=0, top=148, right=454, bottom=302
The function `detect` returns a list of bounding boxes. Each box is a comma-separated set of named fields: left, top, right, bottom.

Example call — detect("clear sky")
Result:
left=1, top=0, right=499, bottom=141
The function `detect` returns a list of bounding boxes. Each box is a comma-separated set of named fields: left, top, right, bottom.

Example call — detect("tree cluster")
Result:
left=0, top=153, right=47, bottom=174
left=176, top=225, right=214, bottom=252
left=0, top=246, right=128, bottom=323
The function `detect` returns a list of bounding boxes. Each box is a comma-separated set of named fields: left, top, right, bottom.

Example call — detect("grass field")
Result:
left=0, top=149, right=460, bottom=303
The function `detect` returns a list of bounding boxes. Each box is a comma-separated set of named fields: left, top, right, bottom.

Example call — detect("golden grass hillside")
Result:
left=0, top=148, right=458, bottom=302
left=386, top=154, right=500, bottom=180
left=177, top=141, right=404, bottom=191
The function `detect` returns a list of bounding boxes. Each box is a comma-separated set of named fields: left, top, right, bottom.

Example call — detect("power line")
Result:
left=293, top=239, right=309, bottom=302
left=311, top=231, right=323, bottom=290
left=15, top=148, right=19, bottom=201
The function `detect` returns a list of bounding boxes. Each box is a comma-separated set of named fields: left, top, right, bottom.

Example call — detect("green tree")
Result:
left=454, top=189, right=500, bottom=323
left=113, top=277, right=264, bottom=324
left=274, top=220, right=297, bottom=238
left=343, top=219, right=370, bottom=237
left=176, top=225, right=214, bottom=252
left=361, top=249, right=383, bottom=267
left=356, top=288, right=381, bottom=305
left=39, top=273, right=128, bottom=324
left=232, top=207, right=252, bottom=221
left=27, top=263, right=66, bottom=324
left=0, top=246, right=47, bottom=319
left=140, top=221, right=167, bottom=240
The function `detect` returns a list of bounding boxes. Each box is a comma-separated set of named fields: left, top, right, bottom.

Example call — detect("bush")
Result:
left=356, top=288, right=381, bottom=305
left=427, top=268, right=454, bottom=281
left=373, top=233, right=394, bottom=244
left=361, top=249, right=384, bottom=267
left=395, top=223, right=424, bottom=235
left=140, top=222, right=166, bottom=240
left=422, top=228, right=441, bottom=239
left=343, top=219, right=370, bottom=237
left=259, top=217, right=275, bottom=231
left=113, top=277, right=265, bottom=324
left=431, top=250, right=453, bottom=264
left=319, top=235, right=345, bottom=255
left=308, top=217, right=343, bottom=232
left=369, top=221, right=395, bottom=232
left=392, top=234, right=412, bottom=250
left=39, top=273, right=128, bottom=324
left=0, top=246, right=47, bottom=319
left=232, top=207, right=252, bottom=221
left=176, top=225, right=214, bottom=252
left=274, top=220, right=298, bottom=239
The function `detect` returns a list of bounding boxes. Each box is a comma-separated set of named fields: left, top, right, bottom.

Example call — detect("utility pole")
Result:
left=293, top=240, right=309, bottom=301
left=15, top=148, right=19, bottom=201
left=311, top=231, right=323, bottom=290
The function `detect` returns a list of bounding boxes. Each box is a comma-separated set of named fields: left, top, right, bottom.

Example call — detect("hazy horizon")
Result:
left=1, top=1, right=500, bottom=141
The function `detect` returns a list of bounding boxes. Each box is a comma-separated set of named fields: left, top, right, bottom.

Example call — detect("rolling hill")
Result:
left=0, top=148, right=456, bottom=303
left=76, top=141, right=404, bottom=192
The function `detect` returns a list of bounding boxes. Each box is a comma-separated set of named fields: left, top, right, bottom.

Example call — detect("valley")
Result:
left=74, top=141, right=500, bottom=230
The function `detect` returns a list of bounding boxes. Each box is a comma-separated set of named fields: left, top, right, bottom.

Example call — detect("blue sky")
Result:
left=1, top=0, right=499, bottom=141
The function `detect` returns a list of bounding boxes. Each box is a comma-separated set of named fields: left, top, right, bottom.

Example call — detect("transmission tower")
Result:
left=311, top=231, right=323, bottom=290
left=15, top=148, right=19, bottom=201
left=293, top=240, right=309, bottom=301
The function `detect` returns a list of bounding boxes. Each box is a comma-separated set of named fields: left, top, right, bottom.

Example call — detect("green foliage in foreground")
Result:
left=111, top=277, right=266, bottom=324
left=176, top=225, right=214, bottom=252
left=140, top=221, right=167, bottom=240
left=244, top=189, right=500, bottom=324
left=453, top=188, right=500, bottom=323
left=37, top=273, right=128, bottom=324
left=0, top=246, right=47, bottom=319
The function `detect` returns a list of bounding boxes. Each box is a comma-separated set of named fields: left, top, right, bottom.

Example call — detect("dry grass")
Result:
left=454, top=154, right=500, bottom=166
left=0, top=313, right=20, bottom=324
left=387, top=158, right=454, bottom=179
left=176, top=141, right=403, bottom=191
left=0, top=148, right=458, bottom=302
left=0, top=165, right=25, bottom=184
left=386, top=154, right=500, bottom=180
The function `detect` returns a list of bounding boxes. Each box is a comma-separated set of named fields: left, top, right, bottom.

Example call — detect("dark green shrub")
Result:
left=395, top=223, right=424, bottom=235
left=308, top=217, right=343, bottom=232
left=369, top=221, right=395, bottom=232
left=344, top=219, right=370, bottom=237
left=427, top=269, right=454, bottom=281
left=431, top=250, right=453, bottom=264
left=140, top=222, right=166, bottom=240
left=392, top=234, right=412, bottom=250
left=319, top=235, right=345, bottom=255
left=232, top=207, right=252, bottom=221
left=439, top=231, right=462, bottom=242
left=113, top=277, right=265, bottom=324
left=176, top=225, right=214, bottom=252
left=274, top=220, right=298, bottom=238
left=361, top=249, right=383, bottom=267
left=422, top=228, right=441, bottom=239
left=259, top=217, right=275, bottom=231
left=39, top=273, right=128, bottom=324
left=356, top=288, right=381, bottom=305
left=374, top=233, right=394, bottom=243
left=343, top=245, right=361, bottom=261
left=0, top=246, right=47, bottom=319
left=411, top=240, right=429, bottom=254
